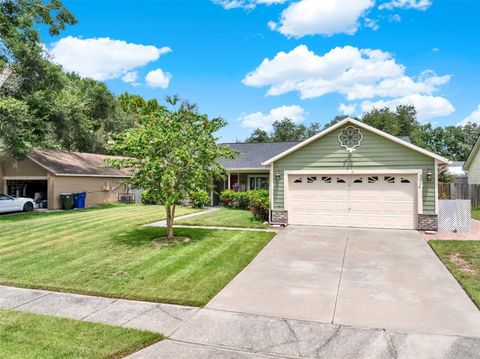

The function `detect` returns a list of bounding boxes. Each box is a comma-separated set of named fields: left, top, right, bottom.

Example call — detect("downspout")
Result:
left=269, top=162, right=274, bottom=223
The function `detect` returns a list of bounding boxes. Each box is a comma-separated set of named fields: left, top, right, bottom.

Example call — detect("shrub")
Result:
left=190, top=189, right=210, bottom=208
left=141, top=189, right=160, bottom=205
left=220, top=189, right=251, bottom=210
left=249, top=189, right=269, bottom=221
left=219, top=189, right=270, bottom=221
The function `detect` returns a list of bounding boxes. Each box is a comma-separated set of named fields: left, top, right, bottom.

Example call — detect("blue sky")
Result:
left=43, top=0, right=480, bottom=142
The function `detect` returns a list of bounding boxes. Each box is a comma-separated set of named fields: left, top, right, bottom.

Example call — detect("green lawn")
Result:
left=175, top=208, right=268, bottom=229
left=0, top=205, right=274, bottom=306
left=430, top=240, right=480, bottom=308
left=472, top=207, right=480, bottom=220
left=0, top=309, right=161, bottom=359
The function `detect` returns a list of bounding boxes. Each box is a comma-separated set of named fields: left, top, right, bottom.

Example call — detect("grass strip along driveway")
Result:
left=430, top=240, right=480, bottom=309
left=0, top=205, right=274, bottom=306
left=473, top=207, right=480, bottom=220
left=175, top=208, right=268, bottom=229
left=0, top=309, right=161, bottom=359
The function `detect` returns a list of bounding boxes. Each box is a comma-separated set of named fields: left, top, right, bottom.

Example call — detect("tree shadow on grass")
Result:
left=112, top=226, right=222, bottom=248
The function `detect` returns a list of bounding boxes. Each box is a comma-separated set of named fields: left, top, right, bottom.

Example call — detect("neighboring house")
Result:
left=220, top=118, right=449, bottom=231
left=464, top=135, right=480, bottom=184
left=446, top=161, right=467, bottom=183
left=0, top=148, right=130, bottom=210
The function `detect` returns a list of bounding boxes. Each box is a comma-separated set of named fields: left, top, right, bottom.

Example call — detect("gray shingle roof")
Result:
left=219, top=142, right=300, bottom=169
left=28, top=148, right=131, bottom=177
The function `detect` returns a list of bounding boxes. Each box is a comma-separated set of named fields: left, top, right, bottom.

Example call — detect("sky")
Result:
left=42, top=0, right=480, bottom=142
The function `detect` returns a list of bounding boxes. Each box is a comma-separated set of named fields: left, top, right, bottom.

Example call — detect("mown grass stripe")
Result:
left=0, top=205, right=274, bottom=305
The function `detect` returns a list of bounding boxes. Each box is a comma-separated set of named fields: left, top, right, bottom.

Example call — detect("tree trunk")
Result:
left=165, top=205, right=174, bottom=240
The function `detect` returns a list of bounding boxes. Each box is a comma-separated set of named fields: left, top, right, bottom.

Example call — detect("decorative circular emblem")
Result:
left=338, top=126, right=363, bottom=152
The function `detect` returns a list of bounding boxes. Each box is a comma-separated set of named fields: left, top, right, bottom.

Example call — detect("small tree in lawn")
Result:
left=107, top=96, right=235, bottom=240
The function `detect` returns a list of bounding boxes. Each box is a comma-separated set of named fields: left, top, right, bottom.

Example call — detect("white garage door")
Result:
left=287, top=174, right=417, bottom=229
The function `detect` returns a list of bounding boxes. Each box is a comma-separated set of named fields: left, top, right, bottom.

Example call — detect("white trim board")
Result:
left=283, top=169, right=423, bottom=216
left=3, top=176, right=48, bottom=180
left=226, top=168, right=269, bottom=173
left=464, top=135, right=480, bottom=170
left=262, top=118, right=450, bottom=165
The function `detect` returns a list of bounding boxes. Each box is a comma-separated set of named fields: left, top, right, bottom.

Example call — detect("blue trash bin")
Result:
left=74, top=192, right=87, bottom=209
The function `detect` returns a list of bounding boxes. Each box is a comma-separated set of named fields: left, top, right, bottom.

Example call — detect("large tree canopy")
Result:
left=107, top=96, right=235, bottom=239
left=0, top=0, right=76, bottom=94
left=0, top=1, right=139, bottom=157
left=245, top=118, right=321, bottom=143
left=244, top=105, right=479, bottom=161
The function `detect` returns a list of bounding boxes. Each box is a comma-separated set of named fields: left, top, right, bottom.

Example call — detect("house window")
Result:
left=249, top=176, right=269, bottom=190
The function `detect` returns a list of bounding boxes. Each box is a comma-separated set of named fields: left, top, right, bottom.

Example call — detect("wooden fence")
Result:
left=439, top=183, right=480, bottom=207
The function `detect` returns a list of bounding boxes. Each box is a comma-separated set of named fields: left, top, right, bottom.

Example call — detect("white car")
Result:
left=0, top=194, right=35, bottom=214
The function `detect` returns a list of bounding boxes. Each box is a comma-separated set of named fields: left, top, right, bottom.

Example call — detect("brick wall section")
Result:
left=271, top=211, right=438, bottom=230
left=418, top=214, right=438, bottom=231
left=271, top=210, right=288, bottom=224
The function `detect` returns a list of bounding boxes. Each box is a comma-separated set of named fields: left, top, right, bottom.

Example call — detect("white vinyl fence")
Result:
left=438, top=199, right=471, bottom=233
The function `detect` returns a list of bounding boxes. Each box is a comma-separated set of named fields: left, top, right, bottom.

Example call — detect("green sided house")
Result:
left=220, top=118, right=449, bottom=231
left=463, top=134, right=480, bottom=184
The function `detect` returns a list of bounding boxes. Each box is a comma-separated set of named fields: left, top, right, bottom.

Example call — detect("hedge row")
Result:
left=219, top=189, right=269, bottom=221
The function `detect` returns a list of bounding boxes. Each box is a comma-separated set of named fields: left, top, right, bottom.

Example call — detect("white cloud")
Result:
left=361, top=94, right=454, bottom=120
left=243, top=45, right=451, bottom=101
left=50, top=36, right=171, bottom=81
left=269, top=0, right=374, bottom=37
left=338, top=103, right=357, bottom=115
left=379, top=0, right=432, bottom=11
left=389, top=14, right=402, bottom=22
left=364, top=18, right=380, bottom=31
left=240, top=105, right=307, bottom=130
left=213, top=0, right=285, bottom=10
left=458, top=105, right=480, bottom=126
left=121, top=71, right=138, bottom=83
left=145, top=68, right=172, bottom=89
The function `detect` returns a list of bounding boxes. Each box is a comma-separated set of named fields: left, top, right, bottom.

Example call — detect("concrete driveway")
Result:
left=207, top=226, right=480, bottom=338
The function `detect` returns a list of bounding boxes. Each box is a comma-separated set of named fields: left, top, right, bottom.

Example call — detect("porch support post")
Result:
left=228, top=172, right=231, bottom=190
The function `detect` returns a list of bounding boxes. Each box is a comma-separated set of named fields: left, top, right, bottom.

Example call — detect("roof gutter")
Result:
left=55, top=173, right=131, bottom=178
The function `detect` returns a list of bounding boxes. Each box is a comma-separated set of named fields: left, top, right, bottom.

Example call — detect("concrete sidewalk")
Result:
left=0, top=285, right=197, bottom=336
left=131, top=309, right=480, bottom=359
left=145, top=206, right=278, bottom=232
left=1, top=285, right=479, bottom=358
left=144, top=207, right=220, bottom=228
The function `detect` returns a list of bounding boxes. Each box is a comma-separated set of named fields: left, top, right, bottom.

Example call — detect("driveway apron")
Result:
left=207, top=226, right=348, bottom=323
left=206, top=226, right=480, bottom=338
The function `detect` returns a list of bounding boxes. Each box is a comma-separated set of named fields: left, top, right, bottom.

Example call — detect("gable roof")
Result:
left=28, top=148, right=131, bottom=177
left=464, top=134, right=480, bottom=171
left=219, top=142, right=300, bottom=170
left=262, top=118, right=449, bottom=165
